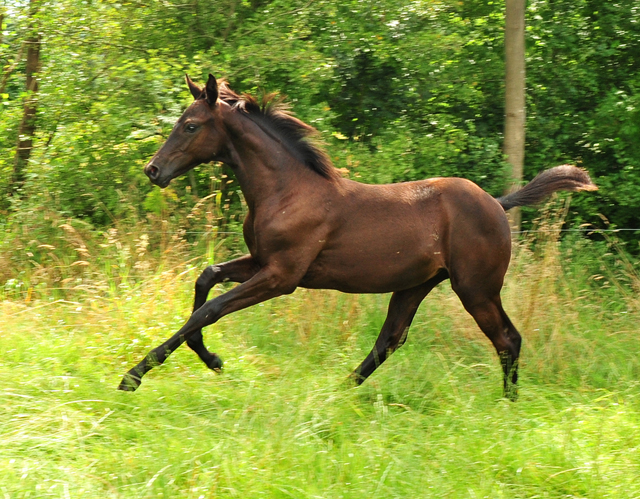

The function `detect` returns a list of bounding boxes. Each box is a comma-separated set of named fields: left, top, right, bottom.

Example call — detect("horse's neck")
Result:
left=224, top=112, right=319, bottom=211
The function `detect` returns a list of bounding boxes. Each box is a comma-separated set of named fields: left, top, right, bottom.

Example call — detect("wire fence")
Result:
left=511, top=228, right=640, bottom=235
left=135, top=227, right=640, bottom=236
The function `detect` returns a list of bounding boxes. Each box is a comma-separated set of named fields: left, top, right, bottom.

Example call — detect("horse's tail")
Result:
left=496, top=164, right=597, bottom=211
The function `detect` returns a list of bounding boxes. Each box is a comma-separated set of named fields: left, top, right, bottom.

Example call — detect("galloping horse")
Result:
left=119, top=74, right=597, bottom=399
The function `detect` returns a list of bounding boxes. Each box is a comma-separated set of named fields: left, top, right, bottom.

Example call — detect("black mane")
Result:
left=218, top=81, right=339, bottom=180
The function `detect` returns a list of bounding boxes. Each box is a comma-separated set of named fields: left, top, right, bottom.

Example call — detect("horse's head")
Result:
left=144, top=74, right=226, bottom=188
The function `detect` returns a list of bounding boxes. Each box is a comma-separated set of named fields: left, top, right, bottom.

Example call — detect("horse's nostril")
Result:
left=145, top=164, right=160, bottom=180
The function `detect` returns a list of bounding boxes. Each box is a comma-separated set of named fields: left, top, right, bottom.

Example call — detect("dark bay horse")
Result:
left=119, top=74, right=597, bottom=399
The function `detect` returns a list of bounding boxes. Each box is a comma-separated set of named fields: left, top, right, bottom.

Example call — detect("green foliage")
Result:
left=524, top=0, right=640, bottom=230
left=1, top=0, right=640, bottom=249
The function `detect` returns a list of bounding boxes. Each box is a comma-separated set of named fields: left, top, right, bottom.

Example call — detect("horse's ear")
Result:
left=204, top=74, right=219, bottom=106
left=186, top=74, right=203, bottom=100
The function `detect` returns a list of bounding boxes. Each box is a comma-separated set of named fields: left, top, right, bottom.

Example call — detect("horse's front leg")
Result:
left=118, top=264, right=298, bottom=391
left=187, top=255, right=260, bottom=370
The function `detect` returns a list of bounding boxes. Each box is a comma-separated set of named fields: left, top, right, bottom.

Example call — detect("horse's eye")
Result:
left=185, top=123, right=198, bottom=133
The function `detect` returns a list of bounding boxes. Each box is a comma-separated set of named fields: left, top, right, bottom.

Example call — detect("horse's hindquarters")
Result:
left=441, top=180, right=512, bottom=300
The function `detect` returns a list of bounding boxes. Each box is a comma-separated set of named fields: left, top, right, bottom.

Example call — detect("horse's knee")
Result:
left=195, top=265, right=220, bottom=295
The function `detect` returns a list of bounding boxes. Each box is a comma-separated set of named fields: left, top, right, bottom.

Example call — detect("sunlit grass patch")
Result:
left=1, top=223, right=640, bottom=497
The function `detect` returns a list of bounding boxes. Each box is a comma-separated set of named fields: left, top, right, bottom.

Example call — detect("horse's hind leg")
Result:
left=350, top=272, right=447, bottom=384
left=187, top=255, right=260, bottom=369
left=455, top=290, right=522, bottom=401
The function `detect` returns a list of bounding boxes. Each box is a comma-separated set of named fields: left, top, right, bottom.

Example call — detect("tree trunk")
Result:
left=11, top=0, right=41, bottom=198
left=504, top=0, right=526, bottom=231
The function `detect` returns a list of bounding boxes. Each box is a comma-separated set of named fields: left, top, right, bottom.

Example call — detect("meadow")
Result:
left=1, top=211, right=639, bottom=498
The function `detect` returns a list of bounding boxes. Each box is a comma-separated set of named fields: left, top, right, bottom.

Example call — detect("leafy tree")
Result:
left=0, top=0, right=639, bottom=254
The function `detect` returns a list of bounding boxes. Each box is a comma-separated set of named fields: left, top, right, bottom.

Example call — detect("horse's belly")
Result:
left=299, top=248, right=444, bottom=294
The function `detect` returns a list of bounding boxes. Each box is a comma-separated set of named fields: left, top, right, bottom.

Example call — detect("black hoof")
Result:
left=206, top=354, right=223, bottom=372
left=118, top=373, right=142, bottom=392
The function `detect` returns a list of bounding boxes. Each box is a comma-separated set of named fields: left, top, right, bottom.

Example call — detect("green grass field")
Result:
left=1, top=235, right=639, bottom=498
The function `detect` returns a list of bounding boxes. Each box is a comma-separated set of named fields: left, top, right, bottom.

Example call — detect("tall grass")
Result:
left=1, top=203, right=639, bottom=498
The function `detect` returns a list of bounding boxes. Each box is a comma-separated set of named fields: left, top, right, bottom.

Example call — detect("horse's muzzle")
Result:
left=144, top=163, right=172, bottom=187
left=144, top=163, right=160, bottom=181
